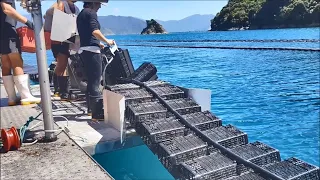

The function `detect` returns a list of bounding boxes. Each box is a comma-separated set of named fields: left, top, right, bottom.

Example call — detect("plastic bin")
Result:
left=113, top=88, right=153, bottom=106
left=137, top=117, right=185, bottom=144
left=144, top=80, right=170, bottom=87
left=151, top=85, right=185, bottom=100
left=263, top=157, right=320, bottom=180
left=157, top=134, right=208, bottom=171
left=179, top=152, right=238, bottom=180
left=182, top=111, right=222, bottom=131
left=16, top=26, right=51, bottom=53
left=126, top=101, right=167, bottom=125
left=129, top=62, right=157, bottom=82
left=229, top=141, right=281, bottom=174
left=104, top=48, right=135, bottom=84
left=105, top=80, right=170, bottom=91
left=202, top=125, right=248, bottom=148
left=166, top=98, right=201, bottom=116
left=105, top=83, right=140, bottom=91
left=226, top=172, right=266, bottom=180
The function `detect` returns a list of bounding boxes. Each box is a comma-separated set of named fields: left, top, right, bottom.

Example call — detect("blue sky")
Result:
left=15, top=1, right=228, bottom=21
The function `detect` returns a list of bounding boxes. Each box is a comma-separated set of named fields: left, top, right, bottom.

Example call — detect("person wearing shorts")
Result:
left=44, top=0, right=79, bottom=100
left=0, top=0, right=41, bottom=106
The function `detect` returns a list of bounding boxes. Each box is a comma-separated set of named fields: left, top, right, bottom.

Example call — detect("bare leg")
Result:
left=1, top=54, right=18, bottom=105
left=1, top=54, right=12, bottom=76
left=8, top=53, right=24, bottom=76
left=54, top=53, right=68, bottom=76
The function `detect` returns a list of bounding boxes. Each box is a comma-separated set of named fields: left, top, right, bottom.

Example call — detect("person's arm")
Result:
left=0, top=2, right=28, bottom=24
left=89, top=12, right=114, bottom=45
left=92, top=30, right=110, bottom=44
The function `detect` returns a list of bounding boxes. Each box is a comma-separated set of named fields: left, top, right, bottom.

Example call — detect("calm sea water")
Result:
left=23, top=27, right=320, bottom=178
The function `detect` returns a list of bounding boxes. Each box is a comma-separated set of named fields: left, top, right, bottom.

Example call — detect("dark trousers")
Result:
left=80, top=50, right=102, bottom=97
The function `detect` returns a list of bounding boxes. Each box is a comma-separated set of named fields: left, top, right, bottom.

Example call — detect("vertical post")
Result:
left=28, top=0, right=57, bottom=141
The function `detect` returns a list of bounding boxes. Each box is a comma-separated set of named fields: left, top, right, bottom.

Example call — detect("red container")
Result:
left=16, top=26, right=51, bottom=53
left=1, top=127, right=21, bottom=152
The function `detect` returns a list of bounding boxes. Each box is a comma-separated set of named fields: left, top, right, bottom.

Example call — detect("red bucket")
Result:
left=16, top=26, right=52, bottom=53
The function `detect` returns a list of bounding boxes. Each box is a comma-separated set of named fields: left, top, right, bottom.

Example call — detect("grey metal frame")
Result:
left=21, top=0, right=55, bottom=141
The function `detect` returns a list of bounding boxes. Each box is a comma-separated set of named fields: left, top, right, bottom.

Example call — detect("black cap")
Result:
left=83, top=0, right=108, bottom=7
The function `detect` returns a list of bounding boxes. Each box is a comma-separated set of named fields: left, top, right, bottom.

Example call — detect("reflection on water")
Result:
left=93, top=143, right=174, bottom=180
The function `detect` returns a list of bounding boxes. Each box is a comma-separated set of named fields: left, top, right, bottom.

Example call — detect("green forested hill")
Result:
left=210, top=0, right=320, bottom=31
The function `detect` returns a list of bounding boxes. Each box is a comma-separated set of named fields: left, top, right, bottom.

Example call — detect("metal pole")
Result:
left=26, top=0, right=57, bottom=141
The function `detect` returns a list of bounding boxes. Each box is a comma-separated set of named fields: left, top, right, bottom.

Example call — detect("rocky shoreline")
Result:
left=141, top=19, right=167, bottom=35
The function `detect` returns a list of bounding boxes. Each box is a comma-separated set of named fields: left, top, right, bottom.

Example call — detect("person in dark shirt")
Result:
left=77, top=1, right=114, bottom=121
left=0, top=0, right=41, bottom=106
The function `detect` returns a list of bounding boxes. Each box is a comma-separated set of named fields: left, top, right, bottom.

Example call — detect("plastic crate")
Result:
left=182, top=111, right=222, bottom=131
left=202, top=125, right=248, bottom=148
left=105, top=80, right=170, bottom=91
left=151, top=85, right=185, bottom=100
left=129, top=62, right=157, bottom=82
left=137, top=117, right=185, bottom=144
left=149, top=74, right=158, bottom=81
left=144, top=80, right=170, bottom=87
left=179, top=152, right=237, bottom=180
left=106, top=48, right=135, bottom=79
left=157, top=134, right=208, bottom=171
left=17, top=26, right=51, bottom=53
left=263, top=157, right=320, bottom=180
left=105, top=83, right=140, bottom=91
left=122, top=49, right=135, bottom=75
left=126, top=101, right=167, bottom=124
left=166, top=98, right=201, bottom=115
left=226, top=172, right=266, bottom=180
left=229, top=141, right=281, bottom=174
left=113, top=88, right=153, bottom=106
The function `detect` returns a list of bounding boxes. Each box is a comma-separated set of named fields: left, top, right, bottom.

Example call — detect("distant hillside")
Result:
left=17, top=14, right=145, bottom=35
left=157, top=14, right=214, bottom=32
left=98, top=15, right=146, bottom=35
left=18, top=14, right=216, bottom=35
left=210, top=0, right=320, bottom=31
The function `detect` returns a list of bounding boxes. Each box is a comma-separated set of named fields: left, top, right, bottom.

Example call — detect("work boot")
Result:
left=57, top=76, right=70, bottom=101
left=13, top=74, right=41, bottom=105
left=89, top=95, right=104, bottom=121
left=52, top=73, right=60, bottom=97
left=86, top=93, right=92, bottom=116
left=2, top=75, right=19, bottom=106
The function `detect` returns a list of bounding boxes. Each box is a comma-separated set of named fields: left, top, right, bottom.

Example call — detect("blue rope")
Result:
left=19, top=116, right=35, bottom=144
left=19, top=112, right=42, bottom=144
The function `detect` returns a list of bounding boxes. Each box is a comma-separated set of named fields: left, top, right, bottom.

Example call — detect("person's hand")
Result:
left=99, top=43, right=105, bottom=49
left=25, top=20, right=34, bottom=30
left=106, top=39, right=115, bottom=46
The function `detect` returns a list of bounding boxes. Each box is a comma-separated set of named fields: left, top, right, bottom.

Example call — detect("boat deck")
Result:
left=0, top=84, right=113, bottom=180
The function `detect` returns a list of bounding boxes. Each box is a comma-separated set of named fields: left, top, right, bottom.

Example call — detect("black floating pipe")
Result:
left=122, top=44, right=320, bottom=52
left=118, top=77, right=284, bottom=180
left=118, top=39, right=320, bottom=43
